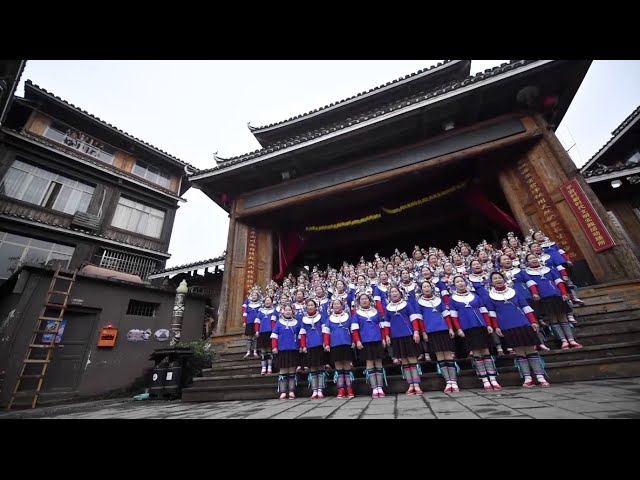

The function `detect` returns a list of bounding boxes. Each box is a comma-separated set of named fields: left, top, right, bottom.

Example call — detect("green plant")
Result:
left=179, top=340, right=216, bottom=386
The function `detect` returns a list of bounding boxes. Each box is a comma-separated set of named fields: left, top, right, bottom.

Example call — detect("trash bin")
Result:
left=164, top=358, right=183, bottom=399
left=149, top=357, right=168, bottom=398
left=148, top=347, right=193, bottom=399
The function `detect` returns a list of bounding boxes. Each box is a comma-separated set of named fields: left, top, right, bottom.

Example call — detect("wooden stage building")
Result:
left=184, top=60, right=640, bottom=400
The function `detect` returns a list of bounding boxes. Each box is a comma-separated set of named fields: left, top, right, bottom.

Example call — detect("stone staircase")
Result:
left=182, top=281, right=640, bottom=402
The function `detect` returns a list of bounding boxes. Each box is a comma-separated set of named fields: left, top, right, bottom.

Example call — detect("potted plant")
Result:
left=178, top=340, right=216, bottom=387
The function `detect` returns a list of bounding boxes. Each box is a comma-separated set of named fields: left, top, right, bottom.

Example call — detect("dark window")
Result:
left=0, top=158, right=94, bottom=214
left=126, top=300, right=158, bottom=317
left=132, top=160, right=172, bottom=189
left=111, top=196, right=165, bottom=238
left=0, top=230, right=75, bottom=279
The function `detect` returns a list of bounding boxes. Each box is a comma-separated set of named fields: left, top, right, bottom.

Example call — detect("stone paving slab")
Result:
left=4, top=379, right=640, bottom=419
left=492, top=397, right=551, bottom=409
left=434, top=411, right=480, bottom=419
left=584, top=410, right=640, bottom=419
left=543, top=399, right=632, bottom=413
left=473, top=406, right=522, bottom=418
left=515, top=407, right=592, bottom=419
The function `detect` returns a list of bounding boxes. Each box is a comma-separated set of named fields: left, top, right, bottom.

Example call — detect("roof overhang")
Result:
left=0, top=213, right=172, bottom=258
left=191, top=60, right=590, bottom=206
left=585, top=165, right=640, bottom=184
left=23, top=81, right=194, bottom=171
left=147, top=258, right=225, bottom=279
left=250, top=60, right=472, bottom=145
left=581, top=111, right=640, bottom=174
left=0, top=60, right=27, bottom=126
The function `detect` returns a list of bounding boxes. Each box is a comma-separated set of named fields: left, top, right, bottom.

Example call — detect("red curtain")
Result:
left=463, top=186, right=520, bottom=232
left=274, top=231, right=306, bottom=281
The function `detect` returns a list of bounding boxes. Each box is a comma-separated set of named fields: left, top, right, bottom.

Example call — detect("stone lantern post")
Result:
left=169, top=279, right=188, bottom=347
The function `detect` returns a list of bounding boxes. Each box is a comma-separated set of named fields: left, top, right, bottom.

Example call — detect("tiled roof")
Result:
left=198, top=60, right=537, bottom=175
left=150, top=254, right=226, bottom=275
left=581, top=105, right=640, bottom=173
left=612, top=105, right=640, bottom=136
left=0, top=211, right=169, bottom=255
left=249, top=60, right=457, bottom=132
left=583, top=162, right=640, bottom=178
left=5, top=128, right=183, bottom=199
left=23, top=80, right=199, bottom=173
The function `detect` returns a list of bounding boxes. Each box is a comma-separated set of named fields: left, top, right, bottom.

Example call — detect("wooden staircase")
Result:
left=182, top=281, right=640, bottom=402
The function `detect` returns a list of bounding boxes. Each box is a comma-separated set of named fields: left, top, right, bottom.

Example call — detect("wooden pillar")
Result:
left=216, top=205, right=274, bottom=336
left=215, top=213, right=236, bottom=336
left=534, top=114, right=640, bottom=282
left=498, top=115, right=640, bottom=284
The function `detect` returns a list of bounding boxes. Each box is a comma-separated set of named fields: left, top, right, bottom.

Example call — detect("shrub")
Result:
left=178, top=340, right=216, bottom=386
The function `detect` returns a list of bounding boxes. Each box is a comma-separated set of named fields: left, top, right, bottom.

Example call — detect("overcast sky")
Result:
left=16, top=60, right=640, bottom=268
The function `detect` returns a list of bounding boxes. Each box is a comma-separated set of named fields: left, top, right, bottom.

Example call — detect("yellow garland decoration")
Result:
left=305, top=214, right=382, bottom=232
left=381, top=181, right=468, bottom=214
left=303, top=180, right=468, bottom=231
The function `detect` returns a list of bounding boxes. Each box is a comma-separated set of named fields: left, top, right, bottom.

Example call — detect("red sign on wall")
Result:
left=560, top=179, right=615, bottom=253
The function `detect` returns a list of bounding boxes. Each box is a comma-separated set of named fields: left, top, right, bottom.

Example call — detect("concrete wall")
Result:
left=0, top=267, right=206, bottom=404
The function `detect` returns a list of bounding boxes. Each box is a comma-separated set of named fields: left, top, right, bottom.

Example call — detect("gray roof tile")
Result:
left=24, top=80, right=199, bottom=173
left=198, top=60, right=534, bottom=175
left=150, top=254, right=226, bottom=275
left=249, top=60, right=457, bottom=131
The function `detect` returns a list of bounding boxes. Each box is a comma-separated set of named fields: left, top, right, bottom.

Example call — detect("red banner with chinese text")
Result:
left=560, top=179, right=615, bottom=253
left=517, top=158, right=581, bottom=260
left=244, top=227, right=259, bottom=295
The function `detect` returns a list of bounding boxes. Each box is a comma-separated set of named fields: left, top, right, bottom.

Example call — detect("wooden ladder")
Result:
left=7, top=266, right=77, bottom=410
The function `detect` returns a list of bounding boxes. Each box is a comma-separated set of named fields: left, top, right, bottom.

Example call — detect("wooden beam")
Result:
left=236, top=115, right=541, bottom=218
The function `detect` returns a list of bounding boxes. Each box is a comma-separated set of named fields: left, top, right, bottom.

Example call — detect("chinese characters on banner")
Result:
left=244, top=227, right=259, bottom=295
left=516, top=159, right=581, bottom=260
left=560, top=179, right=615, bottom=252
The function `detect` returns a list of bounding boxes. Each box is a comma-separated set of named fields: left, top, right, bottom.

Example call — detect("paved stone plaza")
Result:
left=2, top=378, right=640, bottom=419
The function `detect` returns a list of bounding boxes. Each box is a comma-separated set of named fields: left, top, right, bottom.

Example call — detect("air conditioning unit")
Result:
left=71, top=211, right=100, bottom=231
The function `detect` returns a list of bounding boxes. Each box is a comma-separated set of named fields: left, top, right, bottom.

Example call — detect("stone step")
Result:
left=577, top=280, right=640, bottom=297
left=181, top=354, right=640, bottom=402
left=199, top=341, right=640, bottom=383
left=571, top=315, right=640, bottom=334
left=545, top=326, right=640, bottom=348
left=223, top=344, right=260, bottom=355
left=215, top=350, right=270, bottom=362
left=210, top=317, right=640, bottom=365
left=571, top=313, right=640, bottom=327
left=573, top=297, right=637, bottom=310
left=571, top=301, right=640, bottom=317
left=573, top=306, right=640, bottom=323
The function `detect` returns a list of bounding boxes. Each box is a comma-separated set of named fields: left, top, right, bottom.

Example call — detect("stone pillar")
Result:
left=169, top=279, right=188, bottom=346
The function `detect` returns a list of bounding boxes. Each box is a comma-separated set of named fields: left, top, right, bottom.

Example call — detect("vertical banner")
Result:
left=516, top=158, right=581, bottom=260
left=244, top=226, right=259, bottom=295
left=560, top=179, right=615, bottom=252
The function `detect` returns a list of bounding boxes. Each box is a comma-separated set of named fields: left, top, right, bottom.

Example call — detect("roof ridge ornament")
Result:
left=213, top=151, right=228, bottom=164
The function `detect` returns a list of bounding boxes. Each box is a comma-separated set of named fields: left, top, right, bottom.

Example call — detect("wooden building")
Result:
left=190, top=60, right=640, bottom=348
left=0, top=72, right=210, bottom=406
left=0, top=79, right=197, bottom=283
left=580, top=105, right=640, bottom=260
